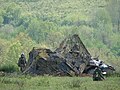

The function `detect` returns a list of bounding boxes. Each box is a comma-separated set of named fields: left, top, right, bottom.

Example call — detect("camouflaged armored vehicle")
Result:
left=23, top=34, right=115, bottom=76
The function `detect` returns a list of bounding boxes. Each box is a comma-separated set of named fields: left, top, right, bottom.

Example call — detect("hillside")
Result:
left=0, top=0, right=120, bottom=72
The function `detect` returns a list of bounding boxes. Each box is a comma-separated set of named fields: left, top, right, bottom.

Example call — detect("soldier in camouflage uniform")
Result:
left=18, top=53, right=27, bottom=72
left=93, top=66, right=105, bottom=81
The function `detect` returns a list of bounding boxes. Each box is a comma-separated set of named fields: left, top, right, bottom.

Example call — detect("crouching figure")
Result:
left=93, top=66, right=105, bottom=81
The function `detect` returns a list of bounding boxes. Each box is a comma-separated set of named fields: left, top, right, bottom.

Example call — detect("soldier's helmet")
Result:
left=21, top=53, right=25, bottom=57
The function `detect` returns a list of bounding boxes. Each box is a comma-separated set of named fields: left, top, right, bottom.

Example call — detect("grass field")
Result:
left=0, top=74, right=120, bottom=90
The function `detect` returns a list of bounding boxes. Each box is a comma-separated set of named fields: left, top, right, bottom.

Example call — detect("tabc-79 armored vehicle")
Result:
left=23, top=34, right=115, bottom=76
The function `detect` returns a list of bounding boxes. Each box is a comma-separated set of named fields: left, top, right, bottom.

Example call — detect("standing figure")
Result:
left=93, top=66, right=105, bottom=81
left=18, top=53, right=27, bottom=72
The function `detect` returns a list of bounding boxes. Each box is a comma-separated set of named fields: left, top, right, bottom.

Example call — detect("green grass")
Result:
left=0, top=74, right=120, bottom=90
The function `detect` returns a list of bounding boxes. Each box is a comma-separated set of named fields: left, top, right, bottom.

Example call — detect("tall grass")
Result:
left=0, top=75, right=120, bottom=90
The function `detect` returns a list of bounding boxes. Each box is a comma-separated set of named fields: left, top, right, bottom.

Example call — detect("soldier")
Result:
left=18, top=53, right=27, bottom=72
left=93, top=66, right=105, bottom=81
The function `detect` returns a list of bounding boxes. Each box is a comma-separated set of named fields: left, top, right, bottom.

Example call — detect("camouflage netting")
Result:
left=23, top=34, right=91, bottom=76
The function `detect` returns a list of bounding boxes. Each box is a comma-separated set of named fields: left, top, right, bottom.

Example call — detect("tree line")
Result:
left=0, top=0, right=120, bottom=72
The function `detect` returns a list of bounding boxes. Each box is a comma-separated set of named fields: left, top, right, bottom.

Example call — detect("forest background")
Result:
left=0, top=0, right=120, bottom=73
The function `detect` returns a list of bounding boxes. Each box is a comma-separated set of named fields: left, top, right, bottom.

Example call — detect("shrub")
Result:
left=0, top=64, right=18, bottom=73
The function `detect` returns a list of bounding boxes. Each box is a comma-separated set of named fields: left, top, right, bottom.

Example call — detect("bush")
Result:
left=0, top=64, right=18, bottom=73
